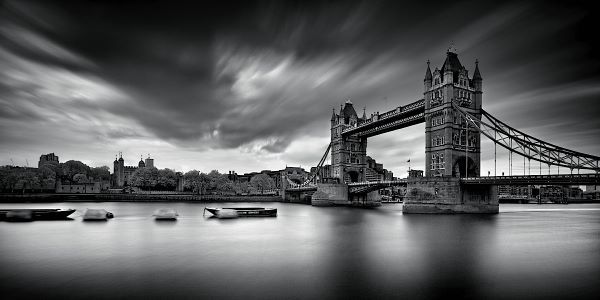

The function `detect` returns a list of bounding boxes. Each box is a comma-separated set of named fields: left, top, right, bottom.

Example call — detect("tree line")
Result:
left=181, top=170, right=276, bottom=195
left=0, top=159, right=279, bottom=195
left=0, top=160, right=110, bottom=192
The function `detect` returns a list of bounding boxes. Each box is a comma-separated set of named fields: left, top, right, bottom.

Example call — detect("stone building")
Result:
left=330, top=100, right=368, bottom=182
left=38, top=153, right=59, bottom=168
left=56, top=181, right=109, bottom=193
left=113, top=153, right=151, bottom=187
left=424, top=51, right=482, bottom=177
left=364, top=156, right=394, bottom=181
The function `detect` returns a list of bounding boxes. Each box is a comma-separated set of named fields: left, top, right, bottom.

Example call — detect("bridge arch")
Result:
left=347, top=170, right=360, bottom=183
left=452, top=156, right=478, bottom=178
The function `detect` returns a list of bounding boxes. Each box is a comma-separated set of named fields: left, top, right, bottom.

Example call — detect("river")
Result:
left=0, top=202, right=599, bottom=299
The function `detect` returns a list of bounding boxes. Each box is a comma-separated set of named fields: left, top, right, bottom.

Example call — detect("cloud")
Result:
left=0, top=0, right=598, bottom=177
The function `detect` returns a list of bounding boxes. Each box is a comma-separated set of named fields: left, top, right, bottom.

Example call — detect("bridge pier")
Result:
left=311, top=183, right=381, bottom=207
left=403, top=177, right=498, bottom=214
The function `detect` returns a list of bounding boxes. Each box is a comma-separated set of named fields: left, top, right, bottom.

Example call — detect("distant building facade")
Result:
left=38, top=153, right=59, bottom=168
left=113, top=153, right=154, bottom=187
left=56, top=181, right=109, bottom=193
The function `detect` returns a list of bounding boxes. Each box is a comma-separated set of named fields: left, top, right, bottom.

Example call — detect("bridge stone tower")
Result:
left=330, top=100, right=368, bottom=183
left=405, top=51, right=496, bottom=214
left=424, top=51, right=482, bottom=178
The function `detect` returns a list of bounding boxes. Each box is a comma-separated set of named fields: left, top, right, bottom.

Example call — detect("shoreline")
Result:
left=0, top=193, right=284, bottom=203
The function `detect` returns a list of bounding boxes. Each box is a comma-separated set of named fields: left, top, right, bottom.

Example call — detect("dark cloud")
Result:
left=0, top=0, right=599, bottom=174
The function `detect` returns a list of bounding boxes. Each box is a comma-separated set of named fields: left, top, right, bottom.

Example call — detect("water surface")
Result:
left=1, top=202, right=598, bottom=299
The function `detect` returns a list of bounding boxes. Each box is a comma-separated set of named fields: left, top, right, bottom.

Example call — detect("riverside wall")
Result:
left=0, top=193, right=283, bottom=203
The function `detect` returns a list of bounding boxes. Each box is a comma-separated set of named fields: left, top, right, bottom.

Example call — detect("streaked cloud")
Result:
left=0, top=0, right=597, bottom=176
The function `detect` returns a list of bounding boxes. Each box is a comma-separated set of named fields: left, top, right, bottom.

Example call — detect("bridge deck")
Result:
left=342, top=99, right=425, bottom=138
left=461, top=174, right=600, bottom=185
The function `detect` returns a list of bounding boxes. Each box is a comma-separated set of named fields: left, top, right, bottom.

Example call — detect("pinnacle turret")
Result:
left=424, top=60, right=432, bottom=82
left=473, top=59, right=482, bottom=81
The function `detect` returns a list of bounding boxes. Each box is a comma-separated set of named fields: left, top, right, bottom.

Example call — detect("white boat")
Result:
left=153, top=208, right=178, bottom=220
left=83, top=209, right=113, bottom=221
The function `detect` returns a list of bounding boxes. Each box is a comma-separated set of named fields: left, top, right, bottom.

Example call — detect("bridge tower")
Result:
left=424, top=51, right=482, bottom=178
left=404, top=51, right=496, bottom=213
left=330, top=100, right=368, bottom=183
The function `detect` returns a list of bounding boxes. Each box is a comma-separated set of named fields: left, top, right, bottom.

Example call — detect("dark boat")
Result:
left=204, top=207, right=277, bottom=217
left=0, top=209, right=76, bottom=221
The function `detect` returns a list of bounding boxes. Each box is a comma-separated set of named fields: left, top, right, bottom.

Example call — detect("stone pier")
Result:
left=311, top=183, right=381, bottom=207
left=403, top=177, right=498, bottom=214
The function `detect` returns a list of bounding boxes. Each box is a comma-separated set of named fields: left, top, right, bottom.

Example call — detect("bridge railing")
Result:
left=344, top=99, right=424, bottom=136
left=461, top=173, right=600, bottom=185
left=348, top=179, right=408, bottom=187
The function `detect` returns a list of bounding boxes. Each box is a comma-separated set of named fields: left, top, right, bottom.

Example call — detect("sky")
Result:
left=0, top=0, right=598, bottom=176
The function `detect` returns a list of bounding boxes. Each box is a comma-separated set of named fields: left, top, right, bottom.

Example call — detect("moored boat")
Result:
left=153, top=208, right=178, bottom=220
left=0, top=209, right=76, bottom=221
left=204, top=207, right=277, bottom=217
left=82, top=209, right=113, bottom=221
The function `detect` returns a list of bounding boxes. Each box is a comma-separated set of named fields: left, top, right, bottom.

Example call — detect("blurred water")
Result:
left=0, top=202, right=598, bottom=299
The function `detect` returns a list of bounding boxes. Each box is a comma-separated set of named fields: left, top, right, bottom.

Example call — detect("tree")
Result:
left=90, top=166, right=111, bottom=181
left=233, top=181, right=250, bottom=195
left=157, top=168, right=178, bottom=190
left=130, top=167, right=159, bottom=190
left=61, top=160, right=90, bottom=182
left=205, top=170, right=234, bottom=194
left=73, top=173, right=88, bottom=183
left=250, top=174, right=275, bottom=194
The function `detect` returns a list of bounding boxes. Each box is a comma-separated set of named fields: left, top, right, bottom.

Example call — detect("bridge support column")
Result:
left=403, top=177, right=498, bottom=214
left=311, top=183, right=349, bottom=206
left=311, top=183, right=381, bottom=207
left=349, top=191, right=382, bottom=207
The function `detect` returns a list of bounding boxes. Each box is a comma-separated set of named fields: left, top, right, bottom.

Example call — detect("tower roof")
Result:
left=331, top=108, right=336, bottom=121
left=342, top=101, right=358, bottom=119
left=473, top=59, right=482, bottom=81
left=424, top=60, right=432, bottom=81
left=441, top=51, right=464, bottom=74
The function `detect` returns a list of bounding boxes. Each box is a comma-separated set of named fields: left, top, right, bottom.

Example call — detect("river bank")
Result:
left=0, top=193, right=283, bottom=202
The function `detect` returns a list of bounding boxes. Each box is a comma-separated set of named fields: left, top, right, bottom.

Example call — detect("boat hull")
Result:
left=205, top=207, right=277, bottom=217
left=0, top=209, right=75, bottom=221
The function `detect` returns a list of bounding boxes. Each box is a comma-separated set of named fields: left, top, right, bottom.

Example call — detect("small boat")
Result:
left=82, top=209, right=113, bottom=221
left=153, top=208, right=178, bottom=220
left=204, top=207, right=277, bottom=218
left=0, top=209, right=75, bottom=221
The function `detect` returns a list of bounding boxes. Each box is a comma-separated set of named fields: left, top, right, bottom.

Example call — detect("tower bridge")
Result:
left=283, top=50, right=600, bottom=213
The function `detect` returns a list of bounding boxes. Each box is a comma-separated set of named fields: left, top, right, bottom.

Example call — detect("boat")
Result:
left=153, top=208, right=178, bottom=220
left=82, top=209, right=113, bottom=221
left=0, top=209, right=76, bottom=221
left=204, top=207, right=277, bottom=218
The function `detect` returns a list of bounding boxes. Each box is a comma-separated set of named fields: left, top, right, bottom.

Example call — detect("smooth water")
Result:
left=0, top=202, right=599, bottom=299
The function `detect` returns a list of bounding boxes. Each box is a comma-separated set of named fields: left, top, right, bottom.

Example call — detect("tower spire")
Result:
left=424, top=59, right=432, bottom=82
left=473, top=59, right=482, bottom=81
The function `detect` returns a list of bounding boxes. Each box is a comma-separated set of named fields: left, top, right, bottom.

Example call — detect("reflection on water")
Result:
left=0, top=202, right=598, bottom=299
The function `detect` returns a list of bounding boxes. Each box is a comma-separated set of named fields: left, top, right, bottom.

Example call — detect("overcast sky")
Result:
left=0, top=0, right=598, bottom=176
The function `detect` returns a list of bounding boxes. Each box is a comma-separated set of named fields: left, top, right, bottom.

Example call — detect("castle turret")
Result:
left=424, top=60, right=432, bottom=92
left=472, top=59, right=482, bottom=92
left=138, top=156, right=145, bottom=168
left=331, top=108, right=336, bottom=126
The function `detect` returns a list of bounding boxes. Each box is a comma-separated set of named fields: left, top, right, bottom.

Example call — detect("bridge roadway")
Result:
left=342, top=99, right=425, bottom=138
left=286, top=174, right=599, bottom=193
left=460, top=173, right=600, bottom=185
